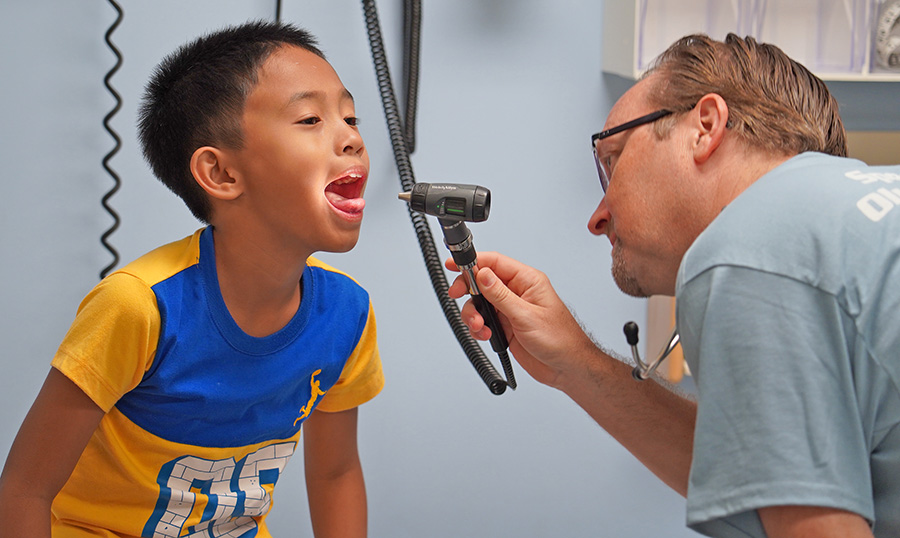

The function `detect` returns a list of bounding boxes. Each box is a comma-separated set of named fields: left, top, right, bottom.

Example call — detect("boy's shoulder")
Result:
left=306, top=256, right=366, bottom=289
left=117, top=229, right=204, bottom=288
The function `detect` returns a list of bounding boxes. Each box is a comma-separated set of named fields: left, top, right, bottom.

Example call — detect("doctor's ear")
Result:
left=190, top=146, right=242, bottom=201
left=692, top=93, right=729, bottom=164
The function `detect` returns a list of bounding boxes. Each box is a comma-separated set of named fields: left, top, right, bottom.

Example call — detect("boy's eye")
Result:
left=297, top=117, right=320, bottom=125
left=345, top=117, right=360, bottom=126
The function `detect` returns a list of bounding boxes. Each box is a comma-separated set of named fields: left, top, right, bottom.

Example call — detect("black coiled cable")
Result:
left=100, top=0, right=123, bottom=280
left=401, top=0, right=421, bottom=153
left=361, top=0, right=510, bottom=395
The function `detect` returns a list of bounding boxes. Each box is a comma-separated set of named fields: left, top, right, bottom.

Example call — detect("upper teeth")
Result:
left=332, top=173, right=362, bottom=186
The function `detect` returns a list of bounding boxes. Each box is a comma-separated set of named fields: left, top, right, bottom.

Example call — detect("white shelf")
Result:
left=816, top=71, right=900, bottom=80
left=603, top=0, right=900, bottom=82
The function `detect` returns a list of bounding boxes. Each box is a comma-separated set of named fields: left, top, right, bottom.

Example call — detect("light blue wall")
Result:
left=1, top=1, right=896, bottom=536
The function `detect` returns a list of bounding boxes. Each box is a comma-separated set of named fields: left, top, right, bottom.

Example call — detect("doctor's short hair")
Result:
left=643, top=33, right=847, bottom=158
left=137, top=21, right=326, bottom=223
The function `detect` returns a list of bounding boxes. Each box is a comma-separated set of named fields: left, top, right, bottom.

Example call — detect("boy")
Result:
left=0, top=21, right=383, bottom=537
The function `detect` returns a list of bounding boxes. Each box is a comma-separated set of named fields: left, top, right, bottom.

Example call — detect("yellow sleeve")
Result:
left=316, top=302, right=384, bottom=412
left=51, top=272, right=161, bottom=412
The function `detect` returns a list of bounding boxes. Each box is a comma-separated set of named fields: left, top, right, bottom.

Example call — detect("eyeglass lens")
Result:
left=592, top=143, right=610, bottom=193
left=591, top=109, right=672, bottom=194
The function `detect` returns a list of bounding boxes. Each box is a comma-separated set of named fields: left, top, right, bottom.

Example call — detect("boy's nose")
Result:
left=339, top=124, right=365, bottom=156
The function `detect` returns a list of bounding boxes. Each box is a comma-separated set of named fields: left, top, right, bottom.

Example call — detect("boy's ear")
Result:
left=691, top=93, right=729, bottom=164
left=190, top=146, right=242, bottom=201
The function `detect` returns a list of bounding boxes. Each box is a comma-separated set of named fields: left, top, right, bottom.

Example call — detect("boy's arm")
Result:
left=303, top=407, right=366, bottom=538
left=0, top=368, right=105, bottom=536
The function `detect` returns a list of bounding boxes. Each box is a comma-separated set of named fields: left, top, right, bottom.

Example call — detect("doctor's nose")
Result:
left=588, top=197, right=610, bottom=236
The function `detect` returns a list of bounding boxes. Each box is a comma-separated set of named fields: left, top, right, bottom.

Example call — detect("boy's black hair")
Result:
left=137, top=21, right=325, bottom=223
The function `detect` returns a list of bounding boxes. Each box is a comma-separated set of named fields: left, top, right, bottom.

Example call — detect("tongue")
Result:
left=326, top=191, right=365, bottom=213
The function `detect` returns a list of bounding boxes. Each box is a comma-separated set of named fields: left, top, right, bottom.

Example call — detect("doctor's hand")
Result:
left=446, top=252, right=597, bottom=390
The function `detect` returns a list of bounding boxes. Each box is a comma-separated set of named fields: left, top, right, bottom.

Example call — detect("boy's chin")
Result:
left=322, top=236, right=361, bottom=255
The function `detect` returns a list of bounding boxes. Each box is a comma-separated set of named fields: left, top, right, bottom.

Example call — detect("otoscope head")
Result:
left=398, top=183, right=491, bottom=222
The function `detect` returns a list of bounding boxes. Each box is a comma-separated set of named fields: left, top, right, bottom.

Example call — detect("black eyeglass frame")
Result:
left=591, top=109, right=673, bottom=193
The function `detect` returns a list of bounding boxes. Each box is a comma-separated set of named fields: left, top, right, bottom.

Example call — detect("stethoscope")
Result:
left=623, top=322, right=681, bottom=380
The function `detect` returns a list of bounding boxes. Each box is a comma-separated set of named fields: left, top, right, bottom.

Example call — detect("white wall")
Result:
left=11, top=1, right=894, bottom=536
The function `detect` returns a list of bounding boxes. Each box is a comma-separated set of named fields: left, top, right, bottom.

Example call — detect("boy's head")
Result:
left=138, top=21, right=326, bottom=224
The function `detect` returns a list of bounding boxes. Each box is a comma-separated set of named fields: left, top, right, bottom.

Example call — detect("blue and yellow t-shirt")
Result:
left=50, top=227, right=383, bottom=537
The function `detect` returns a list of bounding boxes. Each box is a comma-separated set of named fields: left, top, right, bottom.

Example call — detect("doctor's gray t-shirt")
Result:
left=675, top=152, right=900, bottom=537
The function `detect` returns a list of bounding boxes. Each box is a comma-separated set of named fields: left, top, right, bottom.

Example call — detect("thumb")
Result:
left=476, top=267, right=524, bottom=321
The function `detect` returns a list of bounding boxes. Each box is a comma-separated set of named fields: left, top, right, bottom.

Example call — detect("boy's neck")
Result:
left=210, top=224, right=310, bottom=338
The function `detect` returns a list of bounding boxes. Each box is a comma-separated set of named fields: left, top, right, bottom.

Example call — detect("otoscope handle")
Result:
left=472, top=293, right=509, bottom=352
left=441, top=218, right=516, bottom=390
left=473, top=291, right=516, bottom=389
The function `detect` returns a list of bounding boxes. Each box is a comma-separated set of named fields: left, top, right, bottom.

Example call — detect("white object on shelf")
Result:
left=603, top=0, right=900, bottom=81
left=875, top=0, right=900, bottom=67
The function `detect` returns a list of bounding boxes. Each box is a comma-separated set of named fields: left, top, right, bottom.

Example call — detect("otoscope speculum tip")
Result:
left=398, top=191, right=411, bottom=202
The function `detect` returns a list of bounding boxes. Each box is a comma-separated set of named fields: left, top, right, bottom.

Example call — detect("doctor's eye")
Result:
left=605, top=155, right=619, bottom=175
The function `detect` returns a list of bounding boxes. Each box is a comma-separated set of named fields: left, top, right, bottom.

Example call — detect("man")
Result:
left=448, top=33, right=899, bottom=537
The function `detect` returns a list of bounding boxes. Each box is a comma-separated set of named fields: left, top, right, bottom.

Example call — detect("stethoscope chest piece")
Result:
left=624, top=321, right=680, bottom=381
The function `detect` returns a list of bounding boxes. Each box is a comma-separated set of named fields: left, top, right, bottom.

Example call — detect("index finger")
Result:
left=468, top=251, right=533, bottom=283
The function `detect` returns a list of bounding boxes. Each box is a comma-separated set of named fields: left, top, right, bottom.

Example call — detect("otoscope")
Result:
left=399, top=183, right=517, bottom=390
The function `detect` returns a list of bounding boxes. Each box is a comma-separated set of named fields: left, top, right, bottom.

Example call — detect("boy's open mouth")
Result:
left=325, top=172, right=366, bottom=214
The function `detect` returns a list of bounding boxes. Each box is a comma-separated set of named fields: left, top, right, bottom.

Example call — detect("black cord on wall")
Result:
left=362, top=0, right=509, bottom=394
left=402, top=0, right=421, bottom=153
left=100, top=0, right=123, bottom=280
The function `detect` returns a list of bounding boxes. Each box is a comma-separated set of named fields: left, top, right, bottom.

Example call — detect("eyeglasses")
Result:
left=591, top=109, right=672, bottom=193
